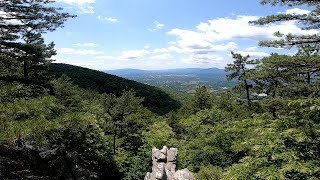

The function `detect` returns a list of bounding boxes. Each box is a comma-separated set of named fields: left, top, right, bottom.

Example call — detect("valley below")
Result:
left=106, top=68, right=236, bottom=93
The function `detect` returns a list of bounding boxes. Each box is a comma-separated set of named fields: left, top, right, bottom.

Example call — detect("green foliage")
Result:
left=224, top=99, right=320, bottom=179
left=0, top=0, right=74, bottom=92
left=213, top=91, right=253, bottom=119
left=51, top=75, right=84, bottom=112
left=177, top=108, right=240, bottom=172
left=0, top=96, right=63, bottom=144
left=190, top=86, right=212, bottom=113
left=142, top=121, right=178, bottom=149
left=195, top=165, right=223, bottom=180
left=115, top=147, right=150, bottom=180
left=226, top=52, right=256, bottom=106
left=0, top=82, right=34, bottom=103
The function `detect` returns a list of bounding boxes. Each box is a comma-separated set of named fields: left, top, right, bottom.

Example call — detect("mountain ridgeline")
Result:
left=106, top=68, right=227, bottom=76
left=49, top=63, right=181, bottom=115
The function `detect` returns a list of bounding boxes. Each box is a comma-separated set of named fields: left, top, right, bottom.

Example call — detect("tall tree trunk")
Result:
left=113, top=124, right=117, bottom=154
left=307, top=72, right=311, bottom=84
left=119, top=110, right=124, bottom=136
left=23, top=58, right=29, bottom=85
left=244, top=79, right=251, bottom=106
left=272, top=108, right=277, bottom=119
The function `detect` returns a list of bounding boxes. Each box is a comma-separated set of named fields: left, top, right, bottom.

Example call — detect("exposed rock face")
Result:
left=0, top=144, right=99, bottom=180
left=145, top=146, right=195, bottom=180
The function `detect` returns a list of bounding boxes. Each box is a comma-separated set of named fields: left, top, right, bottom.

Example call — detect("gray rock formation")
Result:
left=145, top=146, right=195, bottom=180
left=0, top=144, right=99, bottom=179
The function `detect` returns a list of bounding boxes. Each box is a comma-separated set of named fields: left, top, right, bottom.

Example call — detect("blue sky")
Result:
left=44, top=0, right=317, bottom=70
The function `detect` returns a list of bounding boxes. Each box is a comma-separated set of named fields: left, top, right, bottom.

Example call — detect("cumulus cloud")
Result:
left=55, top=10, right=319, bottom=70
left=153, top=48, right=170, bottom=53
left=182, top=54, right=224, bottom=65
left=148, top=21, right=165, bottom=32
left=97, top=16, right=118, bottom=23
left=285, top=8, right=310, bottom=15
left=162, top=14, right=319, bottom=67
left=245, top=46, right=258, bottom=51
left=170, top=15, right=318, bottom=44
left=56, top=0, right=95, bottom=14
left=234, top=51, right=270, bottom=59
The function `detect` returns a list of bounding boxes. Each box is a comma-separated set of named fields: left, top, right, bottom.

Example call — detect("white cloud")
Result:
left=169, top=15, right=318, bottom=44
left=97, top=16, right=118, bottom=23
left=120, top=49, right=150, bottom=59
left=245, top=46, right=258, bottom=51
left=73, top=42, right=98, bottom=47
left=144, top=45, right=151, bottom=49
left=153, top=48, right=170, bottom=53
left=285, top=8, right=310, bottom=15
left=182, top=54, right=225, bottom=65
left=78, top=6, right=94, bottom=14
left=148, top=21, right=165, bottom=32
left=55, top=11, right=319, bottom=70
left=233, top=51, right=270, bottom=59
left=56, top=0, right=95, bottom=14
left=56, top=48, right=104, bottom=55
left=151, top=53, right=173, bottom=60
left=163, top=14, right=319, bottom=67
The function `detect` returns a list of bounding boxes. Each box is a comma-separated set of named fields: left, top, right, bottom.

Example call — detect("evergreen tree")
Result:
left=0, top=0, right=74, bottom=43
left=190, top=86, right=212, bottom=113
left=252, top=0, right=320, bottom=48
left=51, top=75, right=83, bottom=112
left=225, top=52, right=254, bottom=106
left=103, top=90, right=144, bottom=154
left=0, top=0, right=74, bottom=88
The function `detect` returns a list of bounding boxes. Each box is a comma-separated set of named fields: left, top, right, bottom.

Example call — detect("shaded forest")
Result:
left=1, top=0, right=320, bottom=179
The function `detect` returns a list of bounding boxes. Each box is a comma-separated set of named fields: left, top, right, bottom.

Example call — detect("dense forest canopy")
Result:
left=1, top=0, right=320, bottom=179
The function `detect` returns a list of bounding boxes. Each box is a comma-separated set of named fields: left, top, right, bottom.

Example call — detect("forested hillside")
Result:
left=1, top=0, right=320, bottom=180
left=49, top=63, right=181, bottom=115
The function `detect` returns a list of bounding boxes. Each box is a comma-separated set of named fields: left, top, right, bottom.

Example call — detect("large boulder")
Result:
left=145, top=146, right=194, bottom=180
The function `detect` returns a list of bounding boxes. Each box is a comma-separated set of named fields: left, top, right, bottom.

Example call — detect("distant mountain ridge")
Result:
left=106, top=68, right=227, bottom=76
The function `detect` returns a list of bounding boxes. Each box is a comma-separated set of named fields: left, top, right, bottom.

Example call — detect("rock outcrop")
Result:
left=0, top=144, right=99, bottom=179
left=144, top=146, right=194, bottom=180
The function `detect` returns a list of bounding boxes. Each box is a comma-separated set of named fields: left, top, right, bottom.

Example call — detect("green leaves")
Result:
left=142, top=121, right=177, bottom=149
left=190, top=86, right=212, bottom=113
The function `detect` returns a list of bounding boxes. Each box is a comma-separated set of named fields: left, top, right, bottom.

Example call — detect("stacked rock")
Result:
left=144, top=146, right=194, bottom=180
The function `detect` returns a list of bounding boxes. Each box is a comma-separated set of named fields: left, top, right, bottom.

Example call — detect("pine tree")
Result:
left=225, top=52, right=255, bottom=106
left=252, top=0, right=320, bottom=48
left=191, top=86, right=212, bottom=113
left=103, top=90, right=144, bottom=154
left=0, top=0, right=74, bottom=88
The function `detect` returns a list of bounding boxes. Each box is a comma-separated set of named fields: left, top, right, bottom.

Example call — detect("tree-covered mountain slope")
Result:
left=49, top=63, right=181, bottom=115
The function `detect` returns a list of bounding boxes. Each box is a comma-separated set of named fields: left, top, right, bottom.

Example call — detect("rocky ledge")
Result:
left=0, top=144, right=99, bottom=180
